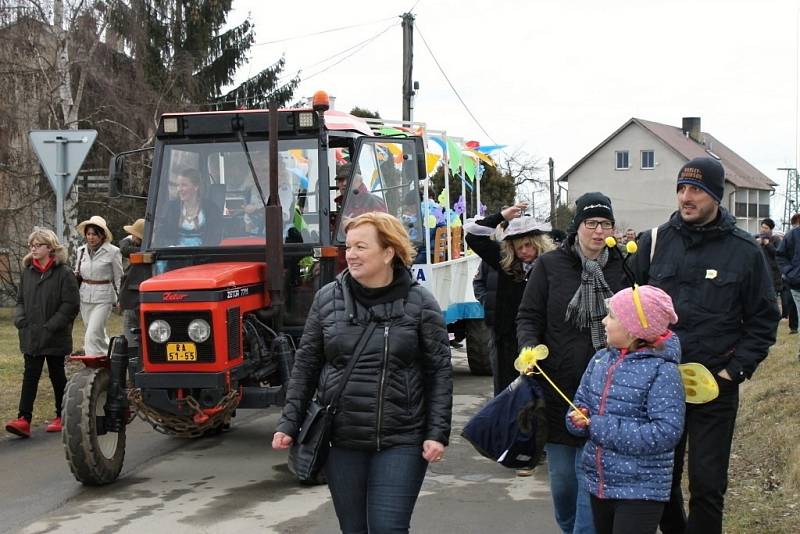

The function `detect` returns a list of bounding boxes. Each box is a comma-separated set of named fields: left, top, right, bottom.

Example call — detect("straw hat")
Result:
left=123, top=218, right=145, bottom=240
left=77, top=215, right=113, bottom=242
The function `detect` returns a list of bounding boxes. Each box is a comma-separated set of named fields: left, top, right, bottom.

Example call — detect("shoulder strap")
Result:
left=327, top=321, right=378, bottom=412
left=649, top=227, right=659, bottom=263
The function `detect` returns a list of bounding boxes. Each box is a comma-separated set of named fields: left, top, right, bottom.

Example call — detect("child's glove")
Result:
left=568, top=407, right=590, bottom=429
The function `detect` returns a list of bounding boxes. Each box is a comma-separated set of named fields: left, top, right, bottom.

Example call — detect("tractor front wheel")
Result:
left=62, top=368, right=126, bottom=485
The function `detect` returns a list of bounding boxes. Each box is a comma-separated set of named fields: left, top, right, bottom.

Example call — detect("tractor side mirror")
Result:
left=107, top=147, right=154, bottom=199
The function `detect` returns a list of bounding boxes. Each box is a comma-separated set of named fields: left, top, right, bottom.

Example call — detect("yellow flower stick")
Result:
left=517, top=346, right=589, bottom=423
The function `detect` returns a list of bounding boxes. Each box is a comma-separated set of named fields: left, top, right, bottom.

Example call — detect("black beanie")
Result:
left=569, top=192, right=615, bottom=233
left=677, top=157, right=724, bottom=203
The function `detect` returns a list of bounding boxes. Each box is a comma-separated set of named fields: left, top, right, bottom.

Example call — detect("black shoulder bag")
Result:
left=289, top=320, right=377, bottom=482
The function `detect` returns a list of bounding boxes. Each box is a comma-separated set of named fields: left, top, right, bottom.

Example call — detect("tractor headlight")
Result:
left=188, top=319, right=211, bottom=343
left=148, top=320, right=171, bottom=343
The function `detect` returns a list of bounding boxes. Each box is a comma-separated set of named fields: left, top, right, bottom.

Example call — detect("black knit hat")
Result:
left=569, top=192, right=615, bottom=233
left=677, top=157, right=724, bottom=203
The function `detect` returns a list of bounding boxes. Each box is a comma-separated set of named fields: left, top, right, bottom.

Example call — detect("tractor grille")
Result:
left=145, top=311, right=215, bottom=364
left=227, top=307, right=240, bottom=360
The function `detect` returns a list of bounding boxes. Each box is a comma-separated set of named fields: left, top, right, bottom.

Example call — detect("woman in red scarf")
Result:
left=5, top=228, right=80, bottom=438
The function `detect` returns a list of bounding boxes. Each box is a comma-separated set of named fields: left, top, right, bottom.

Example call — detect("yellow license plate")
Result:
left=166, top=342, right=197, bottom=362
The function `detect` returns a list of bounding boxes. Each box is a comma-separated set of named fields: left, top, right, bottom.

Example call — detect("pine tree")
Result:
left=108, top=0, right=298, bottom=109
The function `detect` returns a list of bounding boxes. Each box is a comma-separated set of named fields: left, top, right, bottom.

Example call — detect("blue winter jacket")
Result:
left=566, top=333, right=685, bottom=502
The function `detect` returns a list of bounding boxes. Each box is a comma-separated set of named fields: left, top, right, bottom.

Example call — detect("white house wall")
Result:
left=566, top=123, right=685, bottom=233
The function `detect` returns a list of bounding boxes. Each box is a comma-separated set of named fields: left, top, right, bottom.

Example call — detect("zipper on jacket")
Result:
left=376, top=324, right=389, bottom=451
left=595, top=349, right=628, bottom=498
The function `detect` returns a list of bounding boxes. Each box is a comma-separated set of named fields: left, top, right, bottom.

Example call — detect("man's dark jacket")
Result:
left=276, top=270, right=452, bottom=450
left=631, top=208, right=779, bottom=383
left=15, top=251, right=80, bottom=356
left=776, top=226, right=800, bottom=290
left=516, top=234, right=628, bottom=446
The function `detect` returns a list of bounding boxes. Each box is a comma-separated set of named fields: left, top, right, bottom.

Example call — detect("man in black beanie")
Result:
left=631, top=156, right=779, bottom=534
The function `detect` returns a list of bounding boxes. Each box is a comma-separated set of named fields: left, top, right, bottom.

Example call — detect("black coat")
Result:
left=465, top=212, right=527, bottom=337
left=472, top=260, right=498, bottom=326
left=153, top=197, right=224, bottom=247
left=760, top=234, right=783, bottom=293
left=516, top=235, right=627, bottom=446
left=276, top=271, right=453, bottom=451
left=633, top=209, right=779, bottom=383
left=15, top=254, right=80, bottom=356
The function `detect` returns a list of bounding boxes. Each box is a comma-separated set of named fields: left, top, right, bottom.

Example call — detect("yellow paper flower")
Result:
left=514, top=345, right=549, bottom=372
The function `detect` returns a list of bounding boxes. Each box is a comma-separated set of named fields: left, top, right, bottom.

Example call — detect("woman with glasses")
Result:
left=74, top=215, right=123, bottom=356
left=6, top=228, right=80, bottom=438
left=516, top=192, right=629, bottom=534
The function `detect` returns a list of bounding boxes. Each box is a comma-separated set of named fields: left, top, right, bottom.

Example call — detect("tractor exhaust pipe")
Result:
left=265, top=100, right=285, bottom=323
left=104, top=336, right=129, bottom=433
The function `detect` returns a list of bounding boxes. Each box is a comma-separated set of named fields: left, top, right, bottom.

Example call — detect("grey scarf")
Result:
left=565, top=241, right=613, bottom=349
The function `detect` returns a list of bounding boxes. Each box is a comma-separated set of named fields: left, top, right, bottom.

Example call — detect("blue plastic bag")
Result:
left=461, top=374, right=547, bottom=469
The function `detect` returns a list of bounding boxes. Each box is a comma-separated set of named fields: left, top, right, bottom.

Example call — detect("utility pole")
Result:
left=780, top=167, right=799, bottom=232
left=401, top=12, right=415, bottom=122
left=548, top=157, right=556, bottom=225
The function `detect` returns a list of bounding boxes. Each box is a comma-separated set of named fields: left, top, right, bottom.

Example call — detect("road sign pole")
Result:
left=28, top=130, right=97, bottom=242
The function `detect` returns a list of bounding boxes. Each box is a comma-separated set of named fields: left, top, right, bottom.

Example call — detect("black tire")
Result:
left=62, top=368, right=126, bottom=485
left=465, top=319, right=492, bottom=376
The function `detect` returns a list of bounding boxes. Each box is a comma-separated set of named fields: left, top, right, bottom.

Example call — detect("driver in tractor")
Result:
left=154, top=168, right=223, bottom=248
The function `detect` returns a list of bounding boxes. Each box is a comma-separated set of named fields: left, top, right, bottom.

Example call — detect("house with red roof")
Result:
left=558, top=117, right=777, bottom=234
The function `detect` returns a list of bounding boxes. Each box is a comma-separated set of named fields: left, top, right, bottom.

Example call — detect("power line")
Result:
left=250, top=16, right=396, bottom=47
left=302, top=22, right=396, bottom=81
left=304, top=21, right=398, bottom=71
left=414, top=23, right=498, bottom=146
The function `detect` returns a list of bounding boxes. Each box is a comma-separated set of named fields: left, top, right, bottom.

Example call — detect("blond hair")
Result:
left=24, top=227, right=68, bottom=265
left=499, top=233, right=555, bottom=280
left=344, top=212, right=417, bottom=268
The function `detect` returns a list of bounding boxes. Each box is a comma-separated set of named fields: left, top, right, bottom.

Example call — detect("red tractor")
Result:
left=61, top=95, right=429, bottom=485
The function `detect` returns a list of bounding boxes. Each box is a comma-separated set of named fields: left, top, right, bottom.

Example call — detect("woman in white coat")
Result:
left=74, top=216, right=123, bottom=356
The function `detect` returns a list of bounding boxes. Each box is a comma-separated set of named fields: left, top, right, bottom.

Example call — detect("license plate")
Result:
left=166, top=342, right=197, bottom=362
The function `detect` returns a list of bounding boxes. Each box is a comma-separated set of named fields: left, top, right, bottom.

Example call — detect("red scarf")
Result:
left=32, top=256, right=55, bottom=273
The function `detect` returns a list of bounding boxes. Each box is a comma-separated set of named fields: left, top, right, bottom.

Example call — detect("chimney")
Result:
left=682, top=117, right=702, bottom=144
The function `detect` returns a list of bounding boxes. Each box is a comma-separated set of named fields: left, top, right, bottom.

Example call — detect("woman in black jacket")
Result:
left=273, top=212, right=452, bottom=534
left=6, top=228, right=80, bottom=438
left=516, top=192, right=628, bottom=534
left=465, top=202, right=555, bottom=396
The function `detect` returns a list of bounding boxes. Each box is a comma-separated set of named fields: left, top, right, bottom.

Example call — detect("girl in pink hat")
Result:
left=566, top=285, right=685, bottom=534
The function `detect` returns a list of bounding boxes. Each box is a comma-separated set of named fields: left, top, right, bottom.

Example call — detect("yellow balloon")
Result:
left=626, top=241, right=638, bottom=254
left=514, top=345, right=549, bottom=372
left=679, top=363, right=719, bottom=404
left=605, top=236, right=617, bottom=248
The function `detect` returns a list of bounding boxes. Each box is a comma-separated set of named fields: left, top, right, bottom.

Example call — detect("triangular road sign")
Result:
left=29, top=130, right=97, bottom=195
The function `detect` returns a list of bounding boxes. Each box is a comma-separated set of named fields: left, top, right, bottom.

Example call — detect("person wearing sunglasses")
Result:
left=517, top=192, right=629, bottom=534
left=6, top=228, right=79, bottom=438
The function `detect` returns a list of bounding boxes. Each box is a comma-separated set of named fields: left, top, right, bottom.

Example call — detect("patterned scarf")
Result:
left=565, top=241, right=613, bottom=349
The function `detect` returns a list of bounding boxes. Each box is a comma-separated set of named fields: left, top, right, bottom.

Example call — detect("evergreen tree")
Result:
left=108, top=0, right=298, bottom=109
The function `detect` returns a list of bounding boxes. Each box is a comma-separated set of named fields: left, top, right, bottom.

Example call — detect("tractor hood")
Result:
left=141, top=262, right=264, bottom=292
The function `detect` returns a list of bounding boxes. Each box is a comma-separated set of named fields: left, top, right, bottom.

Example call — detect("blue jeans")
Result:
left=325, top=445, right=428, bottom=534
left=545, top=443, right=596, bottom=534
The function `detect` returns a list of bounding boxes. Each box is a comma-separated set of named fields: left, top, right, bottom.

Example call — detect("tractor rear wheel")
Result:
left=63, top=368, right=126, bottom=485
left=465, top=319, right=492, bottom=376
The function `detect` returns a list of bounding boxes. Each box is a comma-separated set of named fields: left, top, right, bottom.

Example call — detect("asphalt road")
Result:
left=0, top=349, right=557, bottom=533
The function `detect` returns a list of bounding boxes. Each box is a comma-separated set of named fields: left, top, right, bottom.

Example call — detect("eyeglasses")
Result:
left=583, top=220, right=614, bottom=230
left=29, top=243, right=48, bottom=249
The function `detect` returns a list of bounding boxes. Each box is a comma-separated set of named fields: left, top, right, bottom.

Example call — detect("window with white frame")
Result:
left=641, top=150, right=655, bottom=169
left=615, top=150, right=629, bottom=170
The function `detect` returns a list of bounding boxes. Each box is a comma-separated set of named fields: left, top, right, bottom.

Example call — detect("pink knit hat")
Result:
left=608, top=285, right=678, bottom=342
